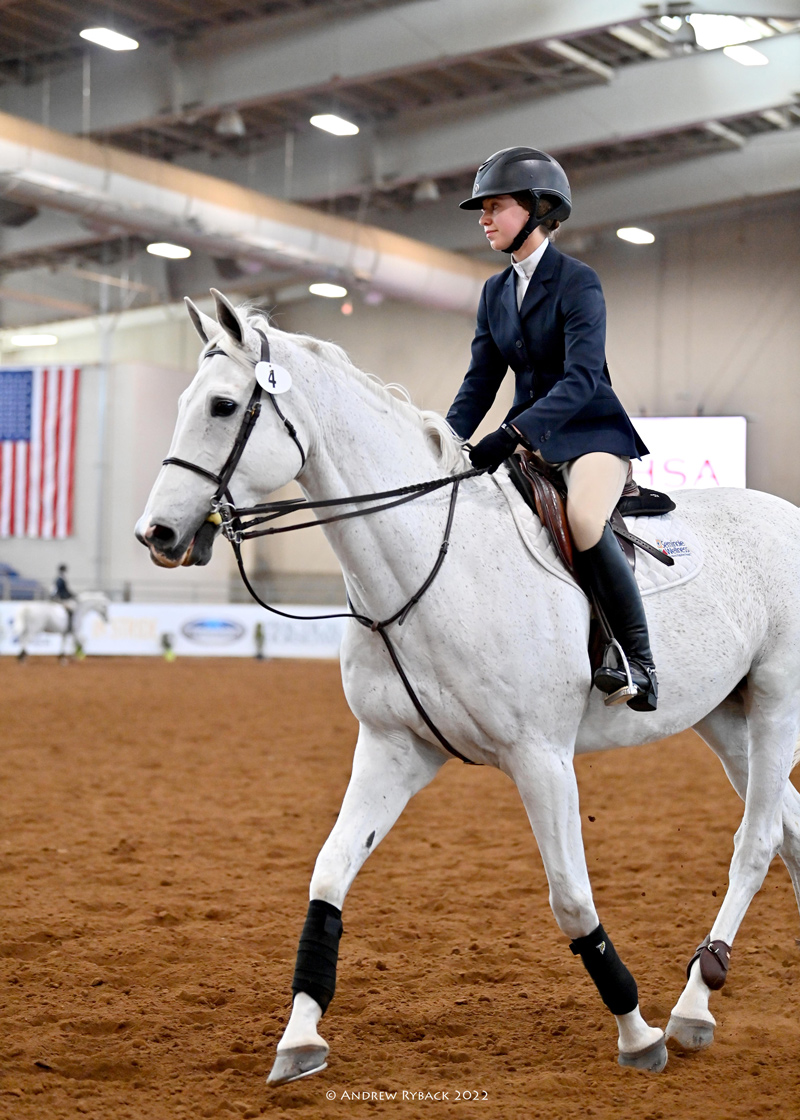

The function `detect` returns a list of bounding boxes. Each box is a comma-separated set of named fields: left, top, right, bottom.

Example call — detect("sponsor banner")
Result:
left=0, top=602, right=347, bottom=658
left=631, top=416, right=746, bottom=491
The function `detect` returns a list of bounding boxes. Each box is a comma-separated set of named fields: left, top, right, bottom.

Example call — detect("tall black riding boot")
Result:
left=575, top=522, right=658, bottom=712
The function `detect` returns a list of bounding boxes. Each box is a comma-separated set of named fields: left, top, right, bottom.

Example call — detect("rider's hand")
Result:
left=468, top=425, right=519, bottom=472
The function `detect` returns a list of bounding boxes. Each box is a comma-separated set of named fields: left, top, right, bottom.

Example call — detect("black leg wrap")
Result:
left=291, top=899, right=343, bottom=1015
left=570, top=923, right=638, bottom=1016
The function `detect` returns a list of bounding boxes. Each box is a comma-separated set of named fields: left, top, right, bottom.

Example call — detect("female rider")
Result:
left=446, top=146, right=657, bottom=711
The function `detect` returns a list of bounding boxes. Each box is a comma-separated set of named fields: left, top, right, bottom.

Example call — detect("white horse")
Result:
left=136, top=291, right=800, bottom=1083
left=14, top=591, right=109, bottom=659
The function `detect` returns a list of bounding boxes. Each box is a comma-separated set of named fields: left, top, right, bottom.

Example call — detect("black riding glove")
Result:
left=468, top=425, right=518, bottom=472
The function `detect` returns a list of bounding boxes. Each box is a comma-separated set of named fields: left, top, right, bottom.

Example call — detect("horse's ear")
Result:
left=184, top=297, right=217, bottom=344
left=210, top=288, right=244, bottom=346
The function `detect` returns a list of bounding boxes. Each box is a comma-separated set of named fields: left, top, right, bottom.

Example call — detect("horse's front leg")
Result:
left=508, top=744, right=667, bottom=1073
left=268, top=724, right=446, bottom=1085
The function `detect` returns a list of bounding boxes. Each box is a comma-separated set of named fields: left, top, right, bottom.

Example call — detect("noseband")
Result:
left=162, top=328, right=305, bottom=508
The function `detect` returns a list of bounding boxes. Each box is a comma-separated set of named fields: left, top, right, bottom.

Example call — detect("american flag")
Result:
left=0, top=366, right=81, bottom=539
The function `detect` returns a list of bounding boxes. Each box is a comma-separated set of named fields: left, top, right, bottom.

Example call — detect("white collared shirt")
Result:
left=511, top=238, right=550, bottom=310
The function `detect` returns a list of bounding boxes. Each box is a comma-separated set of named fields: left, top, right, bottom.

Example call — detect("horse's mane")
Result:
left=207, top=307, right=467, bottom=475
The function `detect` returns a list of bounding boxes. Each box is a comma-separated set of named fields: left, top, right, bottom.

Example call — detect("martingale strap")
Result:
left=230, top=479, right=477, bottom=766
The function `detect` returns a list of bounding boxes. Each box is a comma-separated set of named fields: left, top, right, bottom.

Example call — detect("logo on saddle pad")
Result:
left=656, top=538, right=691, bottom=558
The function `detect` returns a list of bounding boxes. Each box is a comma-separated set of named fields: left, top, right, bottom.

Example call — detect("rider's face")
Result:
left=479, top=195, right=529, bottom=252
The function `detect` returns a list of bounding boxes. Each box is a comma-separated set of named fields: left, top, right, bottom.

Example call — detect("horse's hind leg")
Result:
left=268, top=724, right=446, bottom=1086
left=670, top=678, right=800, bottom=1049
left=694, top=694, right=800, bottom=923
left=508, top=743, right=666, bottom=1073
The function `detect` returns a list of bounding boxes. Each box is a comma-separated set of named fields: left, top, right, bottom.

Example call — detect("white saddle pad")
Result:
left=492, top=468, right=703, bottom=598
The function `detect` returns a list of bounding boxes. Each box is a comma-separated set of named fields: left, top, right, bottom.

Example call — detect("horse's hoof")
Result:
left=267, top=1045, right=329, bottom=1086
left=665, top=1014, right=715, bottom=1051
left=618, top=1032, right=667, bottom=1073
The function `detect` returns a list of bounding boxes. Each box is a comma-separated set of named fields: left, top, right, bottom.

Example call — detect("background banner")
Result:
left=0, top=602, right=347, bottom=658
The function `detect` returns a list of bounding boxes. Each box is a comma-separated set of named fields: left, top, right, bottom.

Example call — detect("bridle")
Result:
left=163, top=329, right=306, bottom=508
left=159, top=326, right=485, bottom=765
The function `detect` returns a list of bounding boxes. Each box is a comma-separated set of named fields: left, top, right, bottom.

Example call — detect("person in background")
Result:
left=51, top=563, right=74, bottom=603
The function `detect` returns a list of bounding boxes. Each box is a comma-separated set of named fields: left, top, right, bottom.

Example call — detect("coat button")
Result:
left=515, top=339, right=523, bottom=348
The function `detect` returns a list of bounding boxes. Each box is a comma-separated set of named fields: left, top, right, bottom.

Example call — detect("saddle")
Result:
left=506, top=451, right=676, bottom=584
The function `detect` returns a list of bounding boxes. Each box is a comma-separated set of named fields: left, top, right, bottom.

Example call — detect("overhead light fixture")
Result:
left=309, top=114, right=359, bottom=137
left=412, top=178, right=441, bottom=204
left=10, top=333, right=58, bottom=347
left=79, top=28, right=139, bottom=51
left=723, top=44, right=769, bottom=66
left=147, top=242, right=191, bottom=259
left=309, top=282, right=348, bottom=298
left=686, top=14, right=770, bottom=51
left=617, top=227, right=655, bottom=245
left=215, top=110, right=246, bottom=138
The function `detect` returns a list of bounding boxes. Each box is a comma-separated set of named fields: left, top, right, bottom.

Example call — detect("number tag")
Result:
left=255, top=361, right=292, bottom=394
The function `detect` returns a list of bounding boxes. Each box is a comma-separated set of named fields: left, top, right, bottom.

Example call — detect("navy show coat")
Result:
left=446, top=243, right=648, bottom=464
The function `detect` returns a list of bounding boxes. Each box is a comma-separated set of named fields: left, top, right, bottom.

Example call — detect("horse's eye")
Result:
left=211, top=398, right=237, bottom=418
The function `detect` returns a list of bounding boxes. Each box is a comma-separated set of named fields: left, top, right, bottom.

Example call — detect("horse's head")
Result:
left=77, top=591, right=110, bottom=623
left=135, top=290, right=311, bottom=569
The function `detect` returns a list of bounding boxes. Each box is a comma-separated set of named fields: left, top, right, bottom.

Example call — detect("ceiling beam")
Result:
left=373, top=126, right=800, bottom=251
left=569, top=125, right=800, bottom=230
left=1, top=0, right=797, bottom=136
left=178, top=31, right=800, bottom=202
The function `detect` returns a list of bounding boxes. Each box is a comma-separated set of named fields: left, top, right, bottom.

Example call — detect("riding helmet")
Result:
left=459, top=146, right=572, bottom=224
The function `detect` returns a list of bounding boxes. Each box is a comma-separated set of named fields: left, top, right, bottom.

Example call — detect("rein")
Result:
left=161, top=328, right=483, bottom=766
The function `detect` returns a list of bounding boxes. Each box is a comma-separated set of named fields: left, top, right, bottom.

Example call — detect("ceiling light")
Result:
left=79, top=28, right=139, bottom=51
left=10, top=333, right=58, bottom=347
left=723, top=44, right=769, bottom=66
left=617, top=227, right=655, bottom=245
left=309, top=114, right=359, bottom=137
left=412, top=178, right=441, bottom=204
left=309, top=282, right=348, bottom=298
left=147, top=242, right=191, bottom=259
left=215, top=110, right=246, bottom=138
left=687, top=14, right=763, bottom=51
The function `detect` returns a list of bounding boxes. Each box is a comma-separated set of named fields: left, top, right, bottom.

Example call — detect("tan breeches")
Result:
left=560, top=452, right=629, bottom=552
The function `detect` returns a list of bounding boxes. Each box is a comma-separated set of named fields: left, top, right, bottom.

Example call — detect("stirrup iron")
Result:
left=601, top=639, right=638, bottom=706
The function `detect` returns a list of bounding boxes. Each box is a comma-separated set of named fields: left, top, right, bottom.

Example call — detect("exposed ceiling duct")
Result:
left=0, top=111, right=491, bottom=315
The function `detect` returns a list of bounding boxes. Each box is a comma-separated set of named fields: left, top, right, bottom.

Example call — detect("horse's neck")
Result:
left=300, top=372, right=453, bottom=616
left=73, top=596, right=98, bottom=621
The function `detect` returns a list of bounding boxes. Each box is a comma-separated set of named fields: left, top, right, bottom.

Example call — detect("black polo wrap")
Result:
left=570, top=922, right=638, bottom=1015
left=291, top=899, right=344, bottom=1014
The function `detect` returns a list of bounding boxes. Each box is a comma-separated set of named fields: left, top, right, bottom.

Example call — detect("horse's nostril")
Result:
left=150, top=524, right=176, bottom=544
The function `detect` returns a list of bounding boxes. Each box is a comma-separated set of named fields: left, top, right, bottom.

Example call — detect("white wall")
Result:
left=574, top=199, right=800, bottom=503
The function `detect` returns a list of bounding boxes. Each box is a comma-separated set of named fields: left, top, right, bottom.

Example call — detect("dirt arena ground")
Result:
left=1, top=657, right=799, bottom=1120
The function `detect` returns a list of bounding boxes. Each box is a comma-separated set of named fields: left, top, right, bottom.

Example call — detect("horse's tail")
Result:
left=792, top=734, right=800, bottom=774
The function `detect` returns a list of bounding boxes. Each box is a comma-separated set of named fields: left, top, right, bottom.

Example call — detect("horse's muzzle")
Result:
left=137, top=517, right=220, bottom=568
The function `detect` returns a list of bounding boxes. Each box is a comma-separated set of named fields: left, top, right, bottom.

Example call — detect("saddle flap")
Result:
left=507, top=453, right=574, bottom=576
